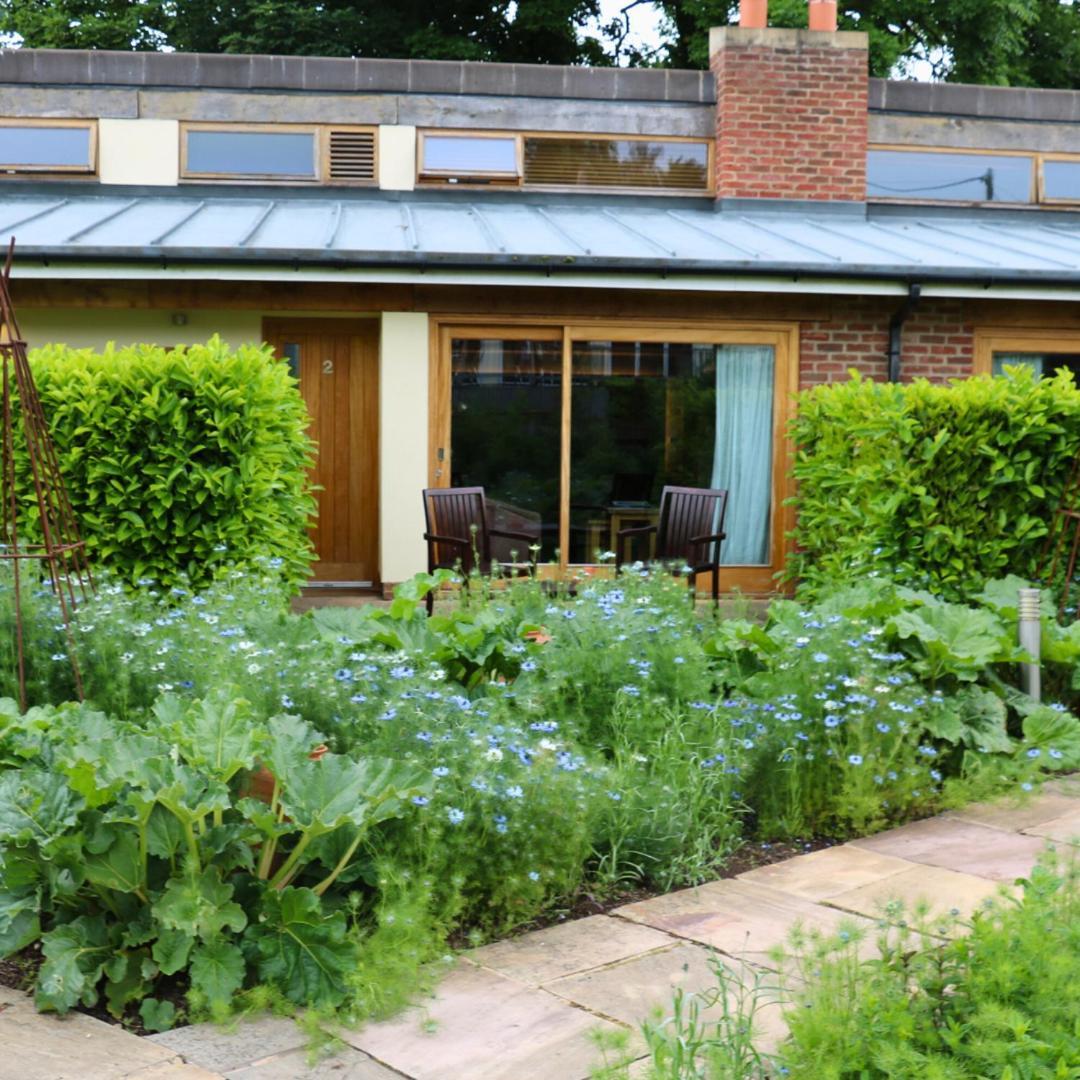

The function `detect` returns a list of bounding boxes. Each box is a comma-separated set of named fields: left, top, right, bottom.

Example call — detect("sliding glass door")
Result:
left=436, top=323, right=796, bottom=592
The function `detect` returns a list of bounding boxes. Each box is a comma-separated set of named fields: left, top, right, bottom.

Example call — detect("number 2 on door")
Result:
left=322, top=359, right=334, bottom=375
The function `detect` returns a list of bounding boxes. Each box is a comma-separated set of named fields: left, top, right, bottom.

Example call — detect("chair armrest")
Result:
left=688, top=532, right=726, bottom=546
left=423, top=533, right=470, bottom=550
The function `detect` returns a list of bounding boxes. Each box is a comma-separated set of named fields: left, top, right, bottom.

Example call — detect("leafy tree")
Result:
left=643, top=0, right=1080, bottom=87
left=0, top=0, right=607, bottom=64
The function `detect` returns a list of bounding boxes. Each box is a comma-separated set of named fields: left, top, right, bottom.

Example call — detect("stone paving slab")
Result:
left=127, top=1064, right=222, bottom=1079
left=825, top=863, right=1008, bottom=924
left=469, top=914, right=675, bottom=986
left=225, top=1046, right=401, bottom=1079
left=148, top=1016, right=306, bottom=1075
left=543, top=941, right=788, bottom=1054
left=1023, top=807, right=1080, bottom=845
left=737, top=844, right=914, bottom=901
left=850, top=817, right=1046, bottom=881
left=614, top=880, right=874, bottom=969
left=342, top=960, right=623, bottom=1080
left=946, top=789, right=1080, bottom=832
left=0, top=988, right=188, bottom=1080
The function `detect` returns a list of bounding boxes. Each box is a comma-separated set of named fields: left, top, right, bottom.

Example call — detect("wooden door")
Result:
left=264, top=319, right=379, bottom=584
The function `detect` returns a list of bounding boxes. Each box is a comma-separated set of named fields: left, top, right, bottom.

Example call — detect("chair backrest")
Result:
left=423, top=487, right=489, bottom=573
left=655, top=485, right=729, bottom=564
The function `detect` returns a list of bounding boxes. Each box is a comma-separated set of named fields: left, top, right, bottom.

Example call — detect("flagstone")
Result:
left=342, top=959, right=622, bottom=1080
left=0, top=989, right=182, bottom=1080
left=613, top=880, right=873, bottom=969
left=850, top=817, right=1045, bottom=880
left=825, top=864, right=1008, bottom=926
left=1022, top=807, right=1080, bottom=845
left=946, top=788, right=1080, bottom=832
left=147, top=1016, right=307, bottom=1074
left=225, top=1046, right=398, bottom=1079
left=469, top=914, right=675, bottom=986
left=543, top=941, right=789, bottom=1054
left=737, top=844, right=913, bottom=901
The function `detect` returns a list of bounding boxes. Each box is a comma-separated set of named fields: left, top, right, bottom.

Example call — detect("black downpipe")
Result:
left=888, top=283, right=922, bottom=383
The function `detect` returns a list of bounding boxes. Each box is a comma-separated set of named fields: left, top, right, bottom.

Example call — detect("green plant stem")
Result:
left=312, top=829, right=365, bottom=897
left=268, top=831, right=311, bottom=890
left=182, top=819, right=202, bottom=874
left=256, top=780, right=281, bottom=880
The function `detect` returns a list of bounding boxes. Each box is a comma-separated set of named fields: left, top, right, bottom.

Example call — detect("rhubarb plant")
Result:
left=0, top=693, right=429, bottom=1025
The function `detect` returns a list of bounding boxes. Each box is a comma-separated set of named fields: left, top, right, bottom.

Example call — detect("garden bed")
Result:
left=1, top=563, right=1077, bottom=1036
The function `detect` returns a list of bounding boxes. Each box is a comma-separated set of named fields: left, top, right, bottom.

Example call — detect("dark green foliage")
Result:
left=24, top=336, right=316, bottom=589
left=787, top=369, right=1080, bottom=601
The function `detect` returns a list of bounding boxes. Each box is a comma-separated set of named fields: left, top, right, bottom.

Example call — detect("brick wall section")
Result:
left=709, top=27, right=869, bottom=202
left=799, top=297, right=975, bottom=387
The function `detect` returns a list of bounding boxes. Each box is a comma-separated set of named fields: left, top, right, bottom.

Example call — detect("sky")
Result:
left=587, top=0, right=668, bottom=64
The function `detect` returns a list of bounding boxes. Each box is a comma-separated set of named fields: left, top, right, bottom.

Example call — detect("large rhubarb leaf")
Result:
left=36, top=916, right=112, bottom=1013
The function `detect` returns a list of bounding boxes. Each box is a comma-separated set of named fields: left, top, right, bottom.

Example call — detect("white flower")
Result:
left=247, top=662, right=262, bottom=675
left=538, top=738, right=558, bottom=752
left=485, top=748, right=504, bottom=762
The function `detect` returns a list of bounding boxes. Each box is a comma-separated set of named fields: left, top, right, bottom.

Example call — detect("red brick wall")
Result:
left=710, top=28, right=869, bottom=203
left=799, top=297, right=975, bottom=387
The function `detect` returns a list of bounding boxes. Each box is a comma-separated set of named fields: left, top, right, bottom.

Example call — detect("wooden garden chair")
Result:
left=421, top=486, right=537, bottom=614
left=615, top=485, right=729, bottom=604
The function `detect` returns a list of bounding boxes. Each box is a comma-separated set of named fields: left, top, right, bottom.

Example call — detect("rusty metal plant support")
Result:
left=0, top=240, right=93, bottom=709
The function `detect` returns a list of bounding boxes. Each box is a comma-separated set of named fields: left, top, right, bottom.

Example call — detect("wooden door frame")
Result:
left=263, top=317, right=381, bottom=585
left=430, top=315, right=799, bottom=594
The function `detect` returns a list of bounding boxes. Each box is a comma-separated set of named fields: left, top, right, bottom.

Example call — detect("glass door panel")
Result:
left=450, top=337, right=562, bottom=562
left=569, top=340, right=775, bottom=566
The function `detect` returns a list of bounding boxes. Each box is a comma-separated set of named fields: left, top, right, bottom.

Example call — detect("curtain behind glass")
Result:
left=992, top=353, right=1044, bottom=377
left=711, top=345, right=775, bottom=565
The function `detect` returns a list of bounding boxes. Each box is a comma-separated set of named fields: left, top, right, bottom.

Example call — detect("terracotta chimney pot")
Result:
left=739, top=0, right=768, bottom=29
left=808, top=0, right=838, bottom=32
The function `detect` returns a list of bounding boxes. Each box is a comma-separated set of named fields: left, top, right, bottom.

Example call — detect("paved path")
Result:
left=6, top=779, right=1080, bottom=1080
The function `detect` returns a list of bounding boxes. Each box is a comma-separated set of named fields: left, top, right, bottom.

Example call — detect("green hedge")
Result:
left=21, top=336, right=316, bottom=589
left=787, top=367, right=1080, bottom=599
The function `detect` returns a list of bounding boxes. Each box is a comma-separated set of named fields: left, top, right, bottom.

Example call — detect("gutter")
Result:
left=888, top=282, right=921, bottom=383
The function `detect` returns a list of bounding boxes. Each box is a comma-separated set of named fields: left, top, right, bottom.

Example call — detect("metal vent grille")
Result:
left=327, top=129, right=376, bottom=184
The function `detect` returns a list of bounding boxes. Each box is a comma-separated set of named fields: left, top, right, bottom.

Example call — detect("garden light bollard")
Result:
left=1018, top=587, right=1041, bottom=703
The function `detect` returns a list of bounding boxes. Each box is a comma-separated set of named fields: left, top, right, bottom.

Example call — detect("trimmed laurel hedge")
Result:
left=787, top=367, right=1080, bottom=599
left=22, top=336, right=316, bottom=589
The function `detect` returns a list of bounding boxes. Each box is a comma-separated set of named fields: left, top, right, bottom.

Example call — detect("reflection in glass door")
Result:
left=569, top=340, right=775, bottom=566
left=450, top=337, right=562, bottom=562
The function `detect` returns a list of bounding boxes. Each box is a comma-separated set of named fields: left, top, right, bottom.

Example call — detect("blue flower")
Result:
left=334, top=668, right=353, bottom=682
left=433, top=766, right=450, bottom=777
left=390, top=665, right=414, bottom=680
left=875, top=722, right=891, bottom=734
left=350, top=693, right=367, bottom=704
left=528, top=871, right=540, bottom=881
left=416, top=731, right=433, bottom=743
left=379, top=707, right=397, bottom=721
left=1027, top=748, right=1041, bottom=759
left=824, top=715, right=842, bottom=728
left=411, top=795, right=429, bottom=807
left=505, top=785, right=524, bottom=799
left=521, top=660, right=538, bottom=673
left=620, top=685, right=641, bottom=697
left=812, top=652, right=830, bottom=663
left=848, top=754, right=863, bottom=766
left=447, top=807, right=465, bottom=825
left=494, top=814, right=509, bottom=834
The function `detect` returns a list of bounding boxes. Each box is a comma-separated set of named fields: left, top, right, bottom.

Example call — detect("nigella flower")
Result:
left=607, top=790, right=622, bottom=801
left=390, top=665, right=414, bottom=680
left=917, top=745, right=937, bottom=757
left=875, top=722, right=891, bottom=734
left=280, top=694, right=295, bottom=709
left=1026, top=747, right=1041, bottom=758
left=1021, top=781, right=1034, bottom=792
left=411, top=795, right=429, bottom=807
left=470, top=778, right=488, bottom=792
left=1049, top=748, right=1064, bottom=759
left=334, top=668, right=354, bottom=682
left=1050, top=702, right=1068, bottom=713
left=493, top=814, right=509, bottom=833
left=433, top=766, right=450, bottom=777
left=416, top=731, right=433, bottom=743
left=521, top=660, right=537, bottom=673
left=528, top=871, right=540, bottom=881
left=930, top=769, right=942, bottom=782
left=350, top=693, right=367, bottom=704
left=379, top=708, right=397, bottom=721
left=505, top=785, right=524, bottom=799
left=824, top=715, right=842, bottom=728
left=848, top=754, right=863, bottom=766
left=530, top=721, right=558, bottom=732
left=620, top=685, right=641, bottom=697
left=446, top=807, right=465, bottom=825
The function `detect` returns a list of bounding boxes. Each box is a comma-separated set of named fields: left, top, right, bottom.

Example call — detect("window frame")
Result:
left=179, top=123, right=378, bottom=186
left=416, top=129, right=715, bottom=196
left=974, top=328, right=1080, bottom=376
left=867, top=143, right=1037, bottom=207
left=430, top=317, right=797, bottom=594
left=417, top=131, right=523, bottom=186
left=0, top=118, right=98, bottom=176
left=1037, top=153, right=1080, bottom=206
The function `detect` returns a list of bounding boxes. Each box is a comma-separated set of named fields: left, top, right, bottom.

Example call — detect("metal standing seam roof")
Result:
left=3, top=188, right=1080, bottom=283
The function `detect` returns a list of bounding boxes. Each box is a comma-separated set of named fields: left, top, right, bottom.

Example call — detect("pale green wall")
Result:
left=19, top=309, right=265, bottom=351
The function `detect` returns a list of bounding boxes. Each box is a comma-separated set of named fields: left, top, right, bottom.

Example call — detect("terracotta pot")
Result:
left=524, top=628, right=552, bottom=645
left=739, top=0, right=767, bottom=29
left=246, top=744, right=330, bottom=805
left=808, top=0, right=837, bottom=32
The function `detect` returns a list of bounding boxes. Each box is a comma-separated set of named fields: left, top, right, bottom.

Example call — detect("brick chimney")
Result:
left=709, top=25, right=869, bottom=203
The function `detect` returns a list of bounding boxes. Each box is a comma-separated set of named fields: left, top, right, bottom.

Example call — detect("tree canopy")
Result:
left=2, top=0, right=1079, bottom=88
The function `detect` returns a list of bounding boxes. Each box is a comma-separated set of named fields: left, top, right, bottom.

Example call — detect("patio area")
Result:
left=5, top=778, right=1078, bottom=1080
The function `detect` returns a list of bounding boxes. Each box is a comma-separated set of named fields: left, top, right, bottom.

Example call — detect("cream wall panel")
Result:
left=19, top=309, right=263, bottom=351
left=379, top=312, right=428, bottom=584
left=98, top=118, right=180, bottom=186
left=377, top=125, right=416, bottom=191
